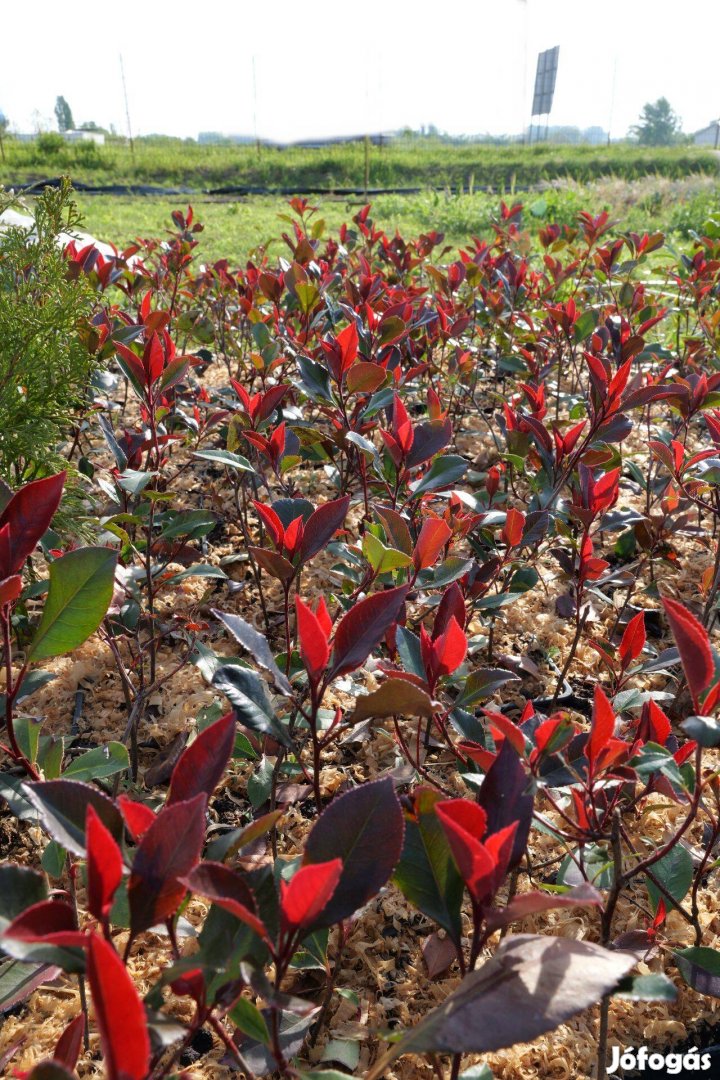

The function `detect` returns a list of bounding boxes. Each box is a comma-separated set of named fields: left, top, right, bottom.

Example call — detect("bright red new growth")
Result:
left=296, top=596, right=330, bottom=685
left=662, top=596, right=714, bottom=710
left=413, top=517, right=453, bottom=571
left=588, top=685, right=616, bottom=770
left=501, top=507, right=525, bottom=548
left=619, top=610, right=646, bottom=667
left=118, top=795, right=156, bottom=841
left=435, top=799, right=518, bottom=908
left=86, top=933, right=151, bottom=1080
left=86, top=804, right=123, bottom=926
left=280, top=858, right=343, bottom=931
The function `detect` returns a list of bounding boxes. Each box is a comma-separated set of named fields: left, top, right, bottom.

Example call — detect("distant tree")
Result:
left=54, top=96, right=75, bottom=133
left=630, top=98, right=683, bottom=146
left=0, top=110, right=8, bottom=162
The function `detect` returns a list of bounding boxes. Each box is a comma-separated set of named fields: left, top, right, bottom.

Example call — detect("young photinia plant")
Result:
left=0, top=473, right=117, bottom=780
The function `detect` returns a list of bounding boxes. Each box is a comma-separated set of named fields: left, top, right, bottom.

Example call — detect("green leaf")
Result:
left=393, top=789, right=463, bottom=946
left=14, top=716, right=42, bottom=765
left=0, top=669, right=56, bottom=713
left=682, top=715, right=720, bottom=747
left=29, top=548, right=118, bottom=660
left=573, top=309, right=598, bottom=343
left=0, top=865, right=48, bottom=930
left=0, top=959, right=60, bottom=1014
left=41, top=840, right=67, bottom=878
left=363, top=532, right=412, bottom=573
left=24, top=779, right=124, bottom=857
left=646, top=843, right=693, bottom=914
left=193, top=449, right=255, bottom=473
left=229, top=996, right=270, bottom=1045
left=159, top=509, right=216, bottom=541
left=297, top=355, right=333, bottom=403
left=613, top=973, right=677, bottom=1001
left=321, top=1038, right=360, bottom=1071
left=0, top=772, right=39, bottom=821
left=62, top=742, right=130, bottom=783
left=163, top=564, right=228, bottom=585
left=212, top=665, right=293, bottom=748
left=675, top=946, right=720, bottom=996
left=247, top=756, right=275, bottom=811
left=409, top=455, right=468, bottom=498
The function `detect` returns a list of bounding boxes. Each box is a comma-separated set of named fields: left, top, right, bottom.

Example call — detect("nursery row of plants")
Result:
left=1, top=178, right=720, bottom=1079
left=70, top=174, right=720, bottom=266
left=2, top=135, right=717, bottom=192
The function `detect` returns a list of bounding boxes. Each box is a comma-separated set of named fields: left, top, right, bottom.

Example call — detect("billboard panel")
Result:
left=532, top=46, right=559, bottom=116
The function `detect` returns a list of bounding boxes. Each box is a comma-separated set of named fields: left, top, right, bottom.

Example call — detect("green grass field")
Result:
left=2, top=135, right=717, bottom=192
left=61, top=174, right=720, bottom=266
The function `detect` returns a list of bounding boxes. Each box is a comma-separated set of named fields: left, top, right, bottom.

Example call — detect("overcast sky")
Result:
left=2, top=0, right=717, bottom=141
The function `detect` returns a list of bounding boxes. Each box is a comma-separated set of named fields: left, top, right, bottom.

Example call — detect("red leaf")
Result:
left=485, top=709, right=526, bottom=756
left=435, top=801, right=495, bottom=902
left=435, top=800, right=489, bottom=885
left=115, top=340, right=149, bottom=392
left=86, top=805, right=123, bottom=924
left=53, top=1015, right=84, bottom=1071
left=662, top=597, right=714, bottom=710
left=127, top=794, right=207, bottom=937
left=0, top=472, right=65, bottom=577
left=501, top=507, right=525, bottom=549
left=392, top=392, right=414, bottom=454
left=433, top=617, right=467, bottom=679
left=3, top=900, right=84, bottom=947
left=328, top=585, right=409, bottom=678
left=315, top=596, right=333, bottom=637
left=253, top=502, right=285, bottom=549
left=118, top=796, right=156, bottom=841
left=86, top=933, right=150, bottom=1080
left=180, top=862, right=269, bottom=942
left=299, top=495, right=350, bottom=564
left=413, top=518, right=453, bottom=571
left=588, top=685, right=616, bottom=770
left=337, top=321, right=359, bottom=373
left=0, top=574, right=22, bottom=607
left=296, top=597, right=330, bottom=684
left=483, top=822, right=519, bottom=895
left=144, top=332, right=165, bottom=385
left=590, top=467, right=620, bottom=514
left=280, top=859, right=343, bottom=931
left=168, top=712, right=236, bottom=805
left=257, top=384, right=289, bottom=423
left=618, top=611, right=646, bottom=667
left=283, top=515, right=304, bottom=558
left=433, top=583, right=465, bottom=639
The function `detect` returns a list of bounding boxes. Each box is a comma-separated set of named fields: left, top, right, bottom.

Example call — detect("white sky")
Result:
left=2, top=0, right=718, bottom=141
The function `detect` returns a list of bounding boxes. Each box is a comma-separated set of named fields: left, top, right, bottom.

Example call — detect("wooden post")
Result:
left=364, top=135, right=370, bottom=198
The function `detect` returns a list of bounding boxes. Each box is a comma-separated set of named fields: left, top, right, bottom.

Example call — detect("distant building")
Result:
left=693, top=121, right=720, bottom=147
left=12, top=130, right=105, bottom=145
left=62, top=129, right=105, bottom=145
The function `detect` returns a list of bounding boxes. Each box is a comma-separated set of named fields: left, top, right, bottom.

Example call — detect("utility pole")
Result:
left=517, top=0, right=529, bottom=144
left=252, top=55, right=260, bottom=161
left=119, top=54, right=135, bottom=158
left=607, top=57, right=618, bottom=145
